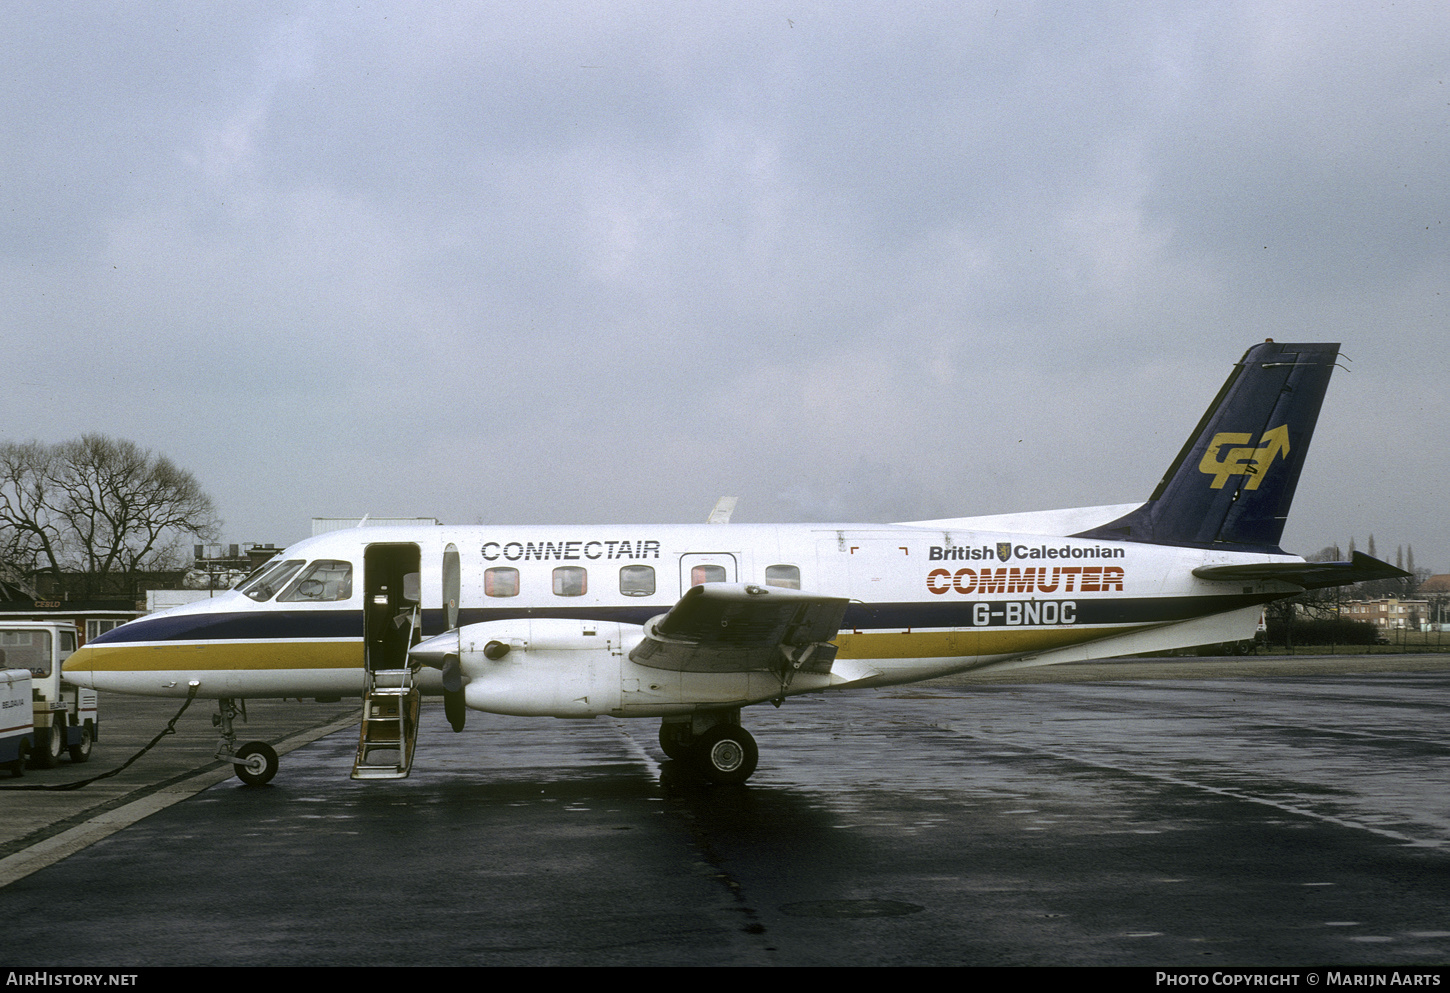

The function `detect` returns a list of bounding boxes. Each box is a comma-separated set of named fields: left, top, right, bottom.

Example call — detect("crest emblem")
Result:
left=996, top=542, right=1012, bottom=563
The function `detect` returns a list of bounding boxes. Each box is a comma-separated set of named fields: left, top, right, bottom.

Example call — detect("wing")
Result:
left=1193, top=551, right=1409, bottom=590
left=629, top=583, right=849, bottom=675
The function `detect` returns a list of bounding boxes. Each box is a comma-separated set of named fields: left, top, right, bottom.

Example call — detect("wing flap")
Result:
left=629, top=583, right=849, bottom=674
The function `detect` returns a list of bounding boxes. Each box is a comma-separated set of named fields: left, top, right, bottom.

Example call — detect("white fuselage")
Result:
left=63, top=518, right=1300, bottom=718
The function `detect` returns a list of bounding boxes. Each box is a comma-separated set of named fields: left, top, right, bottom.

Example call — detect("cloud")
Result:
left=1, top=2, right=1445, bottom=568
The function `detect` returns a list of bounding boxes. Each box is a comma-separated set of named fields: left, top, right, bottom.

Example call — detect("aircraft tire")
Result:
left=68, top=723, right=93, bottom=763
left=32, top=724, right=63, bottom=769
left=694, top=725, right=758, bottom=786
left=235, top=742, right=279, bottom=787
left=659, top=723, right=693, bottom=760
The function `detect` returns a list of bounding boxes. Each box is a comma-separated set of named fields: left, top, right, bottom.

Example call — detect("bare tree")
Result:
left=0, top=435, right=220, bottom=597
left=0, top=441, right=66, bottom=581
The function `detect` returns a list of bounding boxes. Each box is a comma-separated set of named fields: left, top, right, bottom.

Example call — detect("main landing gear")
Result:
left=659, top=711, right=759, bottom=785
left=214, top=697, right=279, bottom=787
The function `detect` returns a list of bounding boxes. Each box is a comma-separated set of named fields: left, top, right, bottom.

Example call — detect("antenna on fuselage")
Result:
left=708, top=497, right=738, bottom=524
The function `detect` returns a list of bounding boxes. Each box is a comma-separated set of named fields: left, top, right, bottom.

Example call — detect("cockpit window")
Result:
left=278, top=560, right=354, bottom=602
left=234, top=555, right=281, bottom=590
left=238, top=559, right=305, bottom=602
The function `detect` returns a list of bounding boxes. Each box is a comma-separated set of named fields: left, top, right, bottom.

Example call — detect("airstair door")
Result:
left=354, top=542, right=422, bottom=779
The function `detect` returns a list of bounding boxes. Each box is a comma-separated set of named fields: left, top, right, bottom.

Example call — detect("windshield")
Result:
left=278, top=560, right=354, bottom=602
left=238, top=559, right=305, bottom=602
left=0, top=629, right=52, bottom=677
left=234, top=555, right=281, bottom=590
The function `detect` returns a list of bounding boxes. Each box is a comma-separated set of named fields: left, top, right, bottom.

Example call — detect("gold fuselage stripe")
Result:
left=73, top=640, right=362, bottom=672
left=832, top=625, right=1136, bottom=659
left=70, top=624, right=1141, bottom=672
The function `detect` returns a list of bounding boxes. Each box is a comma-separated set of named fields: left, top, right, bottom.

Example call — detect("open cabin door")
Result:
left=355, top=542, right=422, bottom=780
left=364, top=543, right=422, bottom=671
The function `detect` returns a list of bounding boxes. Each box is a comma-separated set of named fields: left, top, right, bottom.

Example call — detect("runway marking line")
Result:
left=945, top=726, right=1444, bottom=849
left=0, top=712, right=360, bottom=890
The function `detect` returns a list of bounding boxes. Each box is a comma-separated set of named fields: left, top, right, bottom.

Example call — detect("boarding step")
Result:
left=351, top=668, right=421, bottom=780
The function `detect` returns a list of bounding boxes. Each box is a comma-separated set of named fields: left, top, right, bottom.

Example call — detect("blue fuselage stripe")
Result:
left=92, top=593, right=1274, bottom=646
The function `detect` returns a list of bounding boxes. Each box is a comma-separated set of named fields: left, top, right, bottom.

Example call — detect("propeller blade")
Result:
left=440, top=656, right=463, bottom=694
left=444, top=688, right=466, bottom=732
left=412, top=629, right=467, bottom=731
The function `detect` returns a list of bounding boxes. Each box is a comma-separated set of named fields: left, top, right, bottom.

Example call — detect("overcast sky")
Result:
left=3, top=2, right=1446, bottom=571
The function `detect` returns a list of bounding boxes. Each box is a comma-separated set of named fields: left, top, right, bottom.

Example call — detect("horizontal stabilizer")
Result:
left=1192, top=551, right=1409, bottom=590
left=630, top=583, right=848, bottom=674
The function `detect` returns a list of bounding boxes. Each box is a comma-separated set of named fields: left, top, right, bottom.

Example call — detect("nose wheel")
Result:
left=214, top=697, right=280, bottom=787
left=234, top=741, right=279, bottom=786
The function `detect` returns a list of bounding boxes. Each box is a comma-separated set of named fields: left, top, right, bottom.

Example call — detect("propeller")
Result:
left=411, top=542, right=466, bottom=727
left=411, top=627, right=467, bottom=732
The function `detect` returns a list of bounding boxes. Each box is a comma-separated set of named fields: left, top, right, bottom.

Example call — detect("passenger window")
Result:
left=765, top=564, right=801, bottom=589
left=485, top=567, right=519, bottom=598
left=553, top=567, right=587, bottom=596
left=691, top=564, right=727, bottom=586
left=278, top=560, right=354, bottom=602
left=619, top=565, right=655, bottom=597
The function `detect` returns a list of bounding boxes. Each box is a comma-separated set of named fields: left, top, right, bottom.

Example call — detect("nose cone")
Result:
left=62, top=644, right=96, bottom=688
left=57, top=610, right=199, bottom=696
left=410, top=630, right=459, bottom=670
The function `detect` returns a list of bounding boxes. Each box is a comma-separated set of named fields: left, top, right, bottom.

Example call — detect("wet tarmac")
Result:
left=2, top=657, right=1448, bottom=967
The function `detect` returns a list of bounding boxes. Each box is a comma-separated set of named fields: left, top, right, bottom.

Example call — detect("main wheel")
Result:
left=659, top=722, right=694, bottom=760
left=235, top=742, right=279, bottom=786
left=31, top=723, right=63, bottom=769
left=694, top=725, right=758, bottom=785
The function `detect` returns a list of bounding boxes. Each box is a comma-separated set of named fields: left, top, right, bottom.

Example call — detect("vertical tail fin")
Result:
left=1074, top=340, right=1341, bottom=553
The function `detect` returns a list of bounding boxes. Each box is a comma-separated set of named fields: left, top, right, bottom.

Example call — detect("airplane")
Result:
left=62, top=340, right=1407, bottom=787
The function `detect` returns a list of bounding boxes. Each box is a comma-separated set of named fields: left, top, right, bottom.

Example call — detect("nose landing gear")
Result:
left=214, top=697, right=279, bottom=787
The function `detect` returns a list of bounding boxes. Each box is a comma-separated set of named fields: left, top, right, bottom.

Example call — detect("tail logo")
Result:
left=1198, top=425, right=1290, bottom=490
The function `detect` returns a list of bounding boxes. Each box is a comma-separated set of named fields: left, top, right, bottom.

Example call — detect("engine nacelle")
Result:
left=453, top=618, right=636, bottom=717
left=434, top=616, right=833, bottom=718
